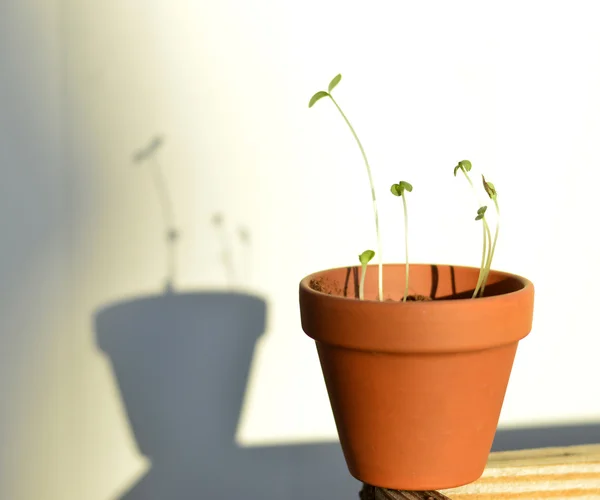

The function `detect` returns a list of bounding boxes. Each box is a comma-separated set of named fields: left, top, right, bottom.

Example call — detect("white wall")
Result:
left=0, top=1, right=78, bottom=498
left=2, top=1, right=600, bottom=499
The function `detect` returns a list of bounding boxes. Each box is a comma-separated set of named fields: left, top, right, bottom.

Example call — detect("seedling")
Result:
left=390, top=181, right=413, bottom=302
left=454, top=161, right=499, bottom=298
left=358, top=250, right=375, bottom=300
left=309, top=74, right=383, bottom=301
left=308, top=75, right=505, bottom=302
left=473, top=205, right=492, bottom=298
left=481, top=175, right=499, bottom=294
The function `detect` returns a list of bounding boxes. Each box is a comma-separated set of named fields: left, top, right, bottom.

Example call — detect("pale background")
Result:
left=2, top=0, right=599, bottom=499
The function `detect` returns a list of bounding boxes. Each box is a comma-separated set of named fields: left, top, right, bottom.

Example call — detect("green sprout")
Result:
left=390, top=181, right=413, bottom=302
left=481, top=175, right=499, bottom=295
left=309, top=74, right=383, bottom=301
left=454, top=160, right=497, bottom=298
left=473, top=205, right=492, bottom=298
left=358, top=250, right=375, bottom=300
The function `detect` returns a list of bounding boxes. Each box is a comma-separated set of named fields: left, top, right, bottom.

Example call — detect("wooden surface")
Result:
left=360, top=483, right=451, bottom=499
left=438, top=444, right=600, bottom=499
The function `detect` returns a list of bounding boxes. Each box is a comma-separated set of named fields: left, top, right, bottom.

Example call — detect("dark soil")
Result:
left=308, top=278, right=342, bottom=296
left=309, top=278, right=326, bottom=293
left=309, top=279, right=433, bottom=302
left=383, top=294, right=433, bottom=302
left=404, top=294, right=433, bottom=302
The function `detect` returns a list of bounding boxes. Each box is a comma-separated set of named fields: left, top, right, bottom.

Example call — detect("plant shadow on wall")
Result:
left=93, top=137, right=360, bottom=499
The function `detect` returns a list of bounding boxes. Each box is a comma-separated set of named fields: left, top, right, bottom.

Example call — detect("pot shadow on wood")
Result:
left=94, top=291, right=360, bottom=500
left=492, top=422, right=600, bottom=452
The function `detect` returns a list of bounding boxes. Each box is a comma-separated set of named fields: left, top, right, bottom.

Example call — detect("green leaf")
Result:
left=453, top=165, right=460, bottom=177
left=477, top=206, right=488, bottom=215
left=475, top=213, right=484, bottom=221
left=399, top=181, right=413, bottom=193
left=391, top=181, right=412, bottom=196
left=359, top=250, right=375, bottom=265
left=459, top=160, right=472, bottom=172
left=328, top=74, right=342, bottom=93
left=308, top=91, right=329, bottom=108
left=482, top=175, right=497, bottom=199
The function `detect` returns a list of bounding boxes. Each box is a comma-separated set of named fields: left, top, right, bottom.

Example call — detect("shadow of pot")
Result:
left=299, top=264, right=534, bottom=491
left=95, top=291, right=266, bottom=458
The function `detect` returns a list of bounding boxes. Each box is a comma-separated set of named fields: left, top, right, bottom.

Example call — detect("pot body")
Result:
left=299, top=264, right=534, bottom=490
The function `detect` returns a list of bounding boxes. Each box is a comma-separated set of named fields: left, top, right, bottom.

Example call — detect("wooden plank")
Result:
left=440, top=444, right=600, bottom=499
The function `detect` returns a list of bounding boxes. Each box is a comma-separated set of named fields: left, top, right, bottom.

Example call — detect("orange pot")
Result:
left=299, top=263, right=534, bottom=490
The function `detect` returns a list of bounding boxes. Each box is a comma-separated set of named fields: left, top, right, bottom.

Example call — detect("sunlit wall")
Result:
left=2, top=1, right=600, bottom=499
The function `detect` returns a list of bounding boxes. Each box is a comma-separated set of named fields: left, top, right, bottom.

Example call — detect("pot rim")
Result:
left=300, top=262, right=532, bottom=304
left=299, top=263, right=535, bottom=353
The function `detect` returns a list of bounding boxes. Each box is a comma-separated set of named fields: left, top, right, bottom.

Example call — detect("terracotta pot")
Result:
left=299, top=263, right=534, bottom=490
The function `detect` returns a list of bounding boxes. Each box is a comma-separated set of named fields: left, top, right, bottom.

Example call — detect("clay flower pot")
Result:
left=299, top=263, right=534, bottom=491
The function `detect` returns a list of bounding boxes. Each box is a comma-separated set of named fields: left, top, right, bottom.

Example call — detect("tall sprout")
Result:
left=390, top=181, right=413, bottom=302
left=309, top=75, right=383, bottom=301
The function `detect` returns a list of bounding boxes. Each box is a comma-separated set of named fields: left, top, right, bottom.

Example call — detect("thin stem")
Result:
left=479, top=218, right=493, bottom=297
left=472, top=223, right=487, bottom=298
left=461, top=170, right=483, bottom=205
left=402, top=194, right=409, bottom=302
left=359, top=264, right=367, bottom=300
left=329, top=95, right=383, bottom=301
left=462, top=169, right=493, bottom=297
left=481, top=199, right=500, bottom=295
left=149, top=155, right=177, bottom=288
